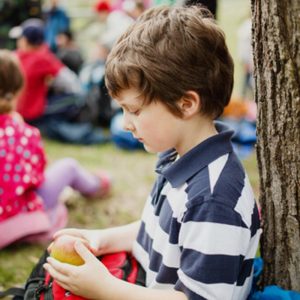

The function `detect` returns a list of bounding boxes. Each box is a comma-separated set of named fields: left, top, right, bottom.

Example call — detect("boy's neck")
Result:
left=176, top=117, right=218, bottom=157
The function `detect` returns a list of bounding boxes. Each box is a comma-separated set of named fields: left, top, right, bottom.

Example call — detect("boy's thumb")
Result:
left=74, top=241, right=94, bottom=262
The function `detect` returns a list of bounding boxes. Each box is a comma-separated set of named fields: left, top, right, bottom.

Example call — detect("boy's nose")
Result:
left=123, top=114, right=134, bottom=132
left=124, top=122, right=134, bottom=132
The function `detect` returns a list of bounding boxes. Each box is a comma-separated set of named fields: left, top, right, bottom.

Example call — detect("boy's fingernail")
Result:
left=46, top=257, right=52, bottom=263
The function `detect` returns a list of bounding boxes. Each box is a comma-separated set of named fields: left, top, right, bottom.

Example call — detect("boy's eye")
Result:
left=129, top=109, right=141, bottom=115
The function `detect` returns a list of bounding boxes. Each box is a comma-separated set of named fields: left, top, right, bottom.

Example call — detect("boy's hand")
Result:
left=50, top=228, right=107, bottom=256
left=44, top=241, right=112, bottom=299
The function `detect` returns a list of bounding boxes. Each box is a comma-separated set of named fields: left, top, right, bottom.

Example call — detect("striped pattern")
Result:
left=132, top=122, right=261, bottom=300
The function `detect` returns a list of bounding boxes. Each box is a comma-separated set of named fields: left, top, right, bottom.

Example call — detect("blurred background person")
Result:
left=9, top=18, right=81, bottom=126
left=9, top=19, right=109, bottom=145
left=43, top=0, right=70, bottom=53
left=76, top=1, right=111, bottom=62
left=56, top=29, right=84, bottom=74
left=96, top=0, right=145, bottom=62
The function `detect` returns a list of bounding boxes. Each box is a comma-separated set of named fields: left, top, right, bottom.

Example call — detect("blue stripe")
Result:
left=153, top=194, right=167, bottom=216
left=157, top=198, right=181, bottom=244
left=150, top=175, right=167, bottom=206
left=148, top=250, right=178, bottom=284
left=181, top=248, right=244, bottom=284
left=185, top=167, right=211, bottom=198
left=213, top=153, right=245, bottom=208
left=184, top=199, right=246, bottom=228
left=250, top=204, right=261, bottom=237
left=237, top=258, right=254, bottom=286
left=136, top=221, right=152, bottom=253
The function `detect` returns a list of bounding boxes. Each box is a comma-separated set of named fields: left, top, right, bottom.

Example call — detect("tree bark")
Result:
left=251, top=0, right=300, bottom=290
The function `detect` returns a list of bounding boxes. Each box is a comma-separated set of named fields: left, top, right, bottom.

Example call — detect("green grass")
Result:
left=0, top=0, right=256, bottom=291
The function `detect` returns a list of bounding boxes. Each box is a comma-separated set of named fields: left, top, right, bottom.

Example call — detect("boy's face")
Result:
left=116, top=88, right=185, bottom=154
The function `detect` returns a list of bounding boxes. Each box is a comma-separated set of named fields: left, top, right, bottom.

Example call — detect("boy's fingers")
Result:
left=74, top=241, right=94, bottom=263
left=53, top=228, right=84, bottom=239
left=47, top=242, right=54, bottom=253
left=43, top=262, right=70, bottom=285
left=46, top=257, right=74, bottom=276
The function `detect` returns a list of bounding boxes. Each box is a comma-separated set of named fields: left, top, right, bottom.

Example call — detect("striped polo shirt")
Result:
left=132, top=122, right=261, bottom=300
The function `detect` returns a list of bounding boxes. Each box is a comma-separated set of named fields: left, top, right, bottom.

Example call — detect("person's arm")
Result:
left=97, top=220, right=141, bottom=254
left=44, top=241, right=187, bottom=300
left=52, top=220, right=141, bottom=256
left=50, top=66, right=83, bottom=94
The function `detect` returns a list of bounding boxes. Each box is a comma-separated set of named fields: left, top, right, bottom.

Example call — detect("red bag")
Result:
left=0, top=251, right=145, bottom=300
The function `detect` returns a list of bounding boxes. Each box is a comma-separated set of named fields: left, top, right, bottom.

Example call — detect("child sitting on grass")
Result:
left=44, top=5, right=261, bottom=300
left=0, top=50, right=111, bottom=250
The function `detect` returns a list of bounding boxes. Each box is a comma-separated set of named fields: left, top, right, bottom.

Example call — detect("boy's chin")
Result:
left=143, top=144, right=156, bottom=154
left=143, top=144, right=164, bottom=154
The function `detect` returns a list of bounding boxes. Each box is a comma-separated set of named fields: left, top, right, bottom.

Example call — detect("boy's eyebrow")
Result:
left=118, top=102, right=135, bottom=110
left=121, top=103, right=142, bottom=111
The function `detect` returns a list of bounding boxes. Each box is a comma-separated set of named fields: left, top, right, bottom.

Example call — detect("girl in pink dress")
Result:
left=0, top=50, right=111, bottom=249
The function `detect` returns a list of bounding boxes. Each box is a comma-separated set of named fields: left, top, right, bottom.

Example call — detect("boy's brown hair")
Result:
left=105, top=5, right=234, bottom=119
left=0, top=50, right=24, bottom=113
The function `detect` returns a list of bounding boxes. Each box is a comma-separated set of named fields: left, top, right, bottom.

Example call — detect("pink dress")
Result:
left=0, top=114, right=66, bottom=249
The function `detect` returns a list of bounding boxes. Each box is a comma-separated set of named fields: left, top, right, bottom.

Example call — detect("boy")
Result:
left=44, top=5, right=261, bottom=300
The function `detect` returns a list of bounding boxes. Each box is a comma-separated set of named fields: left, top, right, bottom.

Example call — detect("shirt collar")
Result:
left=155, top=121, right=234, bottom=188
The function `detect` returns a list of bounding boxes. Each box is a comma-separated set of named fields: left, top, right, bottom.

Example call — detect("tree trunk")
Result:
left=251, top=0, right=300, bottom=290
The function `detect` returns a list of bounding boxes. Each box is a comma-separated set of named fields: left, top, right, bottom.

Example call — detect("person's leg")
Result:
left=36, top=158, right=102, bottom=209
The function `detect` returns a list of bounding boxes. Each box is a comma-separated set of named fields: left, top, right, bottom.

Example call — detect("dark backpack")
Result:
left=76, top=77, right=116, bottom=128
left=0, top=251, right=145, bottom=300
left=77, top=62, right=117, bottom=128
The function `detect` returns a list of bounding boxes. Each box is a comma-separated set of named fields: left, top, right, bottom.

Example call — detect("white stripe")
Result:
left=160, top=181, right=172, bottom=196
left=208, top=154, right=229, bottom=193
left=132, top=241, right=149, bottom=274
left=166, top=183, right=188, bottom=221
left=234, top=175, right=256, bottom=227
left=148, top=281, right=175, bottom=290
left=232, top=270, right=253, bottom=300
left=178, top=269, right=236, bottom=300
left=179, top=221, right=250, bottom=256
left=151, top=226, right=181, bottom=268
left=140, top=195, right=153, bottom=220
left=245, top=229, right=262, bottom=259
left=141, top=198, right=159, bottom=238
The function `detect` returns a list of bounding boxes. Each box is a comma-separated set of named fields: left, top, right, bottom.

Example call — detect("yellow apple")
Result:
left=50, top=235, right=90, bottom=266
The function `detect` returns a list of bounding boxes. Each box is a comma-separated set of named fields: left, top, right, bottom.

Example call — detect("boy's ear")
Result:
left=178, top=91, right=201, bottom=118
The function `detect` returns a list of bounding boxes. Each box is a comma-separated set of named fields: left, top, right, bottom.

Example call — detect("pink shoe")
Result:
left=85, top=171, right=112, bottom=199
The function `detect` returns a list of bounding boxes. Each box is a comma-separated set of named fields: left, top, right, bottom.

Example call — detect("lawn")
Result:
left=0, top=0, right=257, bottom=291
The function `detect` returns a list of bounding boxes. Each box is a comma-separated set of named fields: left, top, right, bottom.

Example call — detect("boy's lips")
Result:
left=134, top=135, right=143, bottom=142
